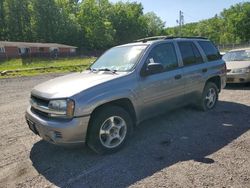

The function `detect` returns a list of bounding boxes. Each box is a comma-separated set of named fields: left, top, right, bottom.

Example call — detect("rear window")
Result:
left=198, top=41, right=221, bottom=61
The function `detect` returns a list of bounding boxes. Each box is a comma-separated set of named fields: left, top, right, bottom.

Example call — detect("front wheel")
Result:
left=87, top=105, right=133, bottom=154
left=198, top=82, right=218, bottom=111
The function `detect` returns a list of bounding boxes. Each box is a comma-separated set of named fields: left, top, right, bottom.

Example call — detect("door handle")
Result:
left=202, top=68, right=208, bottom=73
left=174, top=74, right=182, bottom=80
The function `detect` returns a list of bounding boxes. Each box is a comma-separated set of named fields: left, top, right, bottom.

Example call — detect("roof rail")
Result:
left=135, top=36, right=208, bottom=43
left=135, top=36, right=168, bottom=43
left=165, top=36, right=208, bottom=40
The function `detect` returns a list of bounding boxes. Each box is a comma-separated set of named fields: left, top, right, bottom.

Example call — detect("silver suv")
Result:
left=25, top=36, right=226, bottom=154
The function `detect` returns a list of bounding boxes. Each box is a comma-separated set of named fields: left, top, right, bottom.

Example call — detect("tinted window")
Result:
left=178, top=42, right=203, bottom=66
left=147, top=43, right=178, bottom=71
left=198, top=41, right=221, bottom=61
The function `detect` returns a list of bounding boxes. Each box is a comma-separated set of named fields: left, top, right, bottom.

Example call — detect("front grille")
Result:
left=30, top=95, right=50, bottom=117
left=31, top=106, right=49, bottom=117
left=31, top=95, right=49, bottom=107
left=54, top=131, right=62, bottom=139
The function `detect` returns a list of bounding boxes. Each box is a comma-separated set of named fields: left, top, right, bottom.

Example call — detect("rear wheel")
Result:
left=87, top=105, right=133, bottom=154
left=198, top=82, right=218, bottom=111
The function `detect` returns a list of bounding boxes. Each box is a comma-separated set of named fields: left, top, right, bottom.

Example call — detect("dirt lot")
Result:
left=0, top=74, right=249, bottom=188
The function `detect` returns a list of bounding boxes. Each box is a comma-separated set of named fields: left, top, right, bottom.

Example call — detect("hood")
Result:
left=226, top=61, right=250, bottom=70
left=32, top=71, right=127, bottom=99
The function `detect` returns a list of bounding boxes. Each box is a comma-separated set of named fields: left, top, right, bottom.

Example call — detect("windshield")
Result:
left=223, top=50, right=250, bottom=61
left=90, top=45, right=147, bottom=72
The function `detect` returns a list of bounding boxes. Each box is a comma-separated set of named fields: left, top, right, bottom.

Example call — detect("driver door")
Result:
left=137, top=42, right=185, bottom=119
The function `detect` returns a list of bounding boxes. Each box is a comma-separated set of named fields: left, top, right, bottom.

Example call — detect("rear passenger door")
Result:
left=177, top=41, right=206, bottom=99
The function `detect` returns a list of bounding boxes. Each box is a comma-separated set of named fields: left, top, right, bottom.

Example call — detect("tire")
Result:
left=87, top=105, right=133, bottom=154
left=244, top=82, right=250, bottom=87
left=198, top=82, right=219, bottom=111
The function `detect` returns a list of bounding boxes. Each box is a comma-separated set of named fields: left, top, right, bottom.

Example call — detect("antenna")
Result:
left=178, top=11, right=184, bottom=36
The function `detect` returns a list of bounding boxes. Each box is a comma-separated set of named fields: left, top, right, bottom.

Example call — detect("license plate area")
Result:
left=227, top=78, right=234, bottom=82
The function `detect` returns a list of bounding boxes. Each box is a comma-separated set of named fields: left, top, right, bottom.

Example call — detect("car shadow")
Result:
left=30, top=101, right=250, bottom=188
left=225, top=83, right=250, bottom=90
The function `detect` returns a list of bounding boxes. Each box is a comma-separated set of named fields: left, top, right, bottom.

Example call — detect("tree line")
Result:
left=0, top=0, right=249, bottom=51
left=165, top=2, right=250, bottom=45
left=0, top=0, right=165, bottom=51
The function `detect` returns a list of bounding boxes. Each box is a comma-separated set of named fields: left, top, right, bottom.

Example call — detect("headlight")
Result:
left=48, top=99, right=75, bottom=118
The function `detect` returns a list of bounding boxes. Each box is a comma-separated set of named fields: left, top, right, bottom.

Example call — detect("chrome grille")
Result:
left=54, top=131, right=62, bottom=139
left=31, top=106, right=49, bottom=117
left=30, top=95, right=50, bottom=117
left=31, top=95, right=49, bottom=107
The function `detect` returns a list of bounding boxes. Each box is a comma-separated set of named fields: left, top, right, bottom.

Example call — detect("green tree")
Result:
left=110, top=2, right=147, bottom=44
left=31, top=0, right=62, bottom=42
left=164, top=2, right=250, bottom=45
left=55, top=0, right=81, bottom=46
left=221, top=2, right=250, bottom=43
left=0, top=0, right=6, bottom=40
left=143, top=12, right=165, bottom=36
left=78, top=0, right=115, bottom=49
left=194, top=16, right=223, bottom=43
left=4, top=0, right=32, bottom=41
left=1, top=0, right=248, bottom=50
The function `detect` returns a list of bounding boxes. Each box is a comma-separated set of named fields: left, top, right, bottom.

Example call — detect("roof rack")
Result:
left=135, top=36, right=168, bottom=43
left=135, top=36, right=208, bottom=43
left=165, top=36, right=208, bottom=40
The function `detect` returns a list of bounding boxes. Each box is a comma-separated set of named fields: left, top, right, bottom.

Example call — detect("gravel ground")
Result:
left=0, top=74, right=249, bottom=188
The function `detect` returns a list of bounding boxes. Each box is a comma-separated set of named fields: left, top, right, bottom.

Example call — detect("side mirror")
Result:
left=141, top=62, right=164, bottom=77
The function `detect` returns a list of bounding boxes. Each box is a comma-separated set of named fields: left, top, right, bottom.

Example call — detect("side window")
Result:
left=0, top=47, right=5, bottom=53
left=178, top=41, right=203, bottom=66
left=18, top=47, right=30, bottom=55
left=198, top=41, right=221, bottom=61
left=147, top=43, right=178, bottom=71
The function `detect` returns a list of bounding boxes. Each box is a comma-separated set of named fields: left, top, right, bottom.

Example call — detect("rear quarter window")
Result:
left=198, top=41, right=221, bottom=61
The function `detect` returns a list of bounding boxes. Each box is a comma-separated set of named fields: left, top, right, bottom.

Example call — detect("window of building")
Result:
left=18, top=47, right=30, bottom=55
left=147, top=43, right=178, bottom=71
left=0, top=47, right=5, bottom=53
left=70, top=48, right=76, bottom=53
left=49, top=47, right=59, bottom=52
left=198, top=41, right=221, bottom=61
left=178, top=41, right=204, bottom=66
left=39, top=47, right=45, bottom=52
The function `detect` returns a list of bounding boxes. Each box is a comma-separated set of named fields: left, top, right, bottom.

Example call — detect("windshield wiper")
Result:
left=98, top=68, right=117, bottom=73
left=89, top=68, right=117, bottom=73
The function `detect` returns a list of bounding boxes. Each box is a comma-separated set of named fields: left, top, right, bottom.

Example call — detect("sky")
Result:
left=109, top=0, right=247, bottom=27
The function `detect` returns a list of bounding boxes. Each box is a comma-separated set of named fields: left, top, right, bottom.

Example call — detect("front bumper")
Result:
left=25, top=106, right=90, bottom=146
left=226, top=73, right=250, bottom=83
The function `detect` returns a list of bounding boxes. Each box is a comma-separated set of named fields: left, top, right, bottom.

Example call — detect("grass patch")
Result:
left=0, top=57, right=96, bottom=78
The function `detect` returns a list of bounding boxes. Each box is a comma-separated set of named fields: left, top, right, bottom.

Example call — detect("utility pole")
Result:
left=177, top=11, right=184, bottom=36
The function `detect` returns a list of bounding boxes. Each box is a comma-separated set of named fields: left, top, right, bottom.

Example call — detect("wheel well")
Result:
left=206, top=76, right=221, bottom=91
left=90, top=98, right=137, bottom=126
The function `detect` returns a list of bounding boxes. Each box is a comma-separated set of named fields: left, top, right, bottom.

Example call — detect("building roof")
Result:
left=0, top=41, right=77, bottom=49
